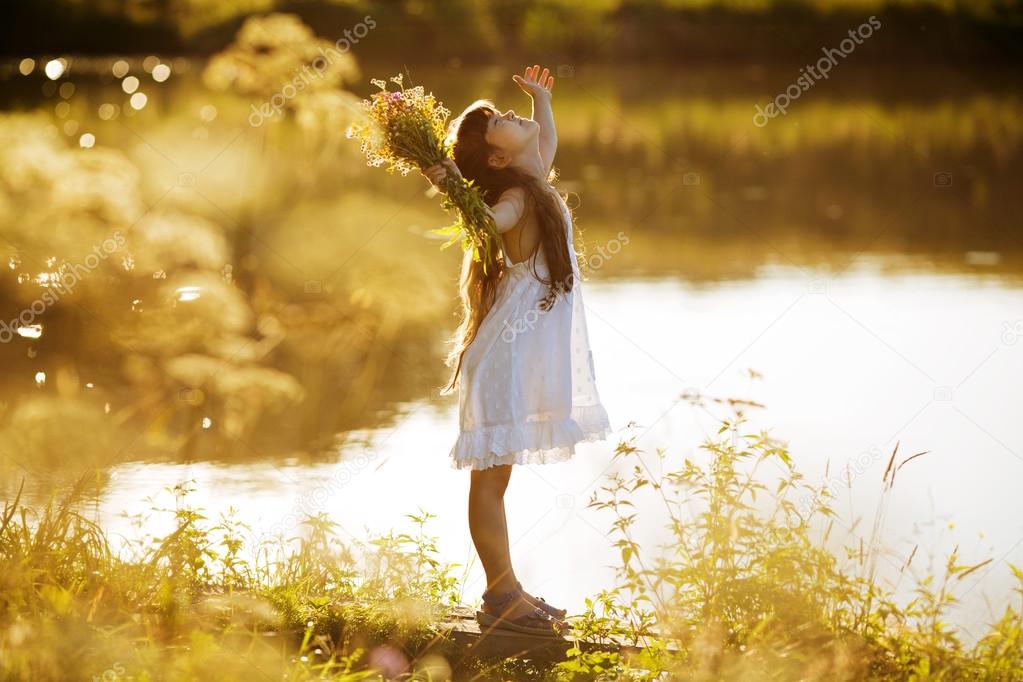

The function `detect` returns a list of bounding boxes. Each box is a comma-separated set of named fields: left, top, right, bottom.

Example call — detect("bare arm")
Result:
left=420, top=161, right=525, bottom=234
left=489, top=187, right=527, bottom=234
left=513, top=65, right=556, bottom=175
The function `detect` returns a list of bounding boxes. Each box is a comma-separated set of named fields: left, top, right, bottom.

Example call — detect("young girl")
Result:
left=423, top=65, right=611, bottom=636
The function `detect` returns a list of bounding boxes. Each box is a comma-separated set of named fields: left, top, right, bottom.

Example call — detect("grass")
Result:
left=0, top=477, right=475, bottom=680
left=557, top=397, right=1023, bottom=680
left=2, top=402, right=1022, bottom=680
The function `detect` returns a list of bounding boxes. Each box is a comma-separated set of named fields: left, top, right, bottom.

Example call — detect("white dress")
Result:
left=449, top=191, right=612, bottom=470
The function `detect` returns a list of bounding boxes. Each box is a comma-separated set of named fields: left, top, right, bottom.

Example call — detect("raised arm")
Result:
left=513, top=65, right=556, bottom=175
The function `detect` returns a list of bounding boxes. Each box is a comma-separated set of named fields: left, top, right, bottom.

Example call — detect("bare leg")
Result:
left=469, top=465, right=559, bottom=623
left=468, top=465, right=517, bottom=595
left=493, top=476, right=568, bottom=618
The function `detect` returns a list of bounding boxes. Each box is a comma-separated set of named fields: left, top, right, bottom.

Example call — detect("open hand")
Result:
left=513, top=64, right=554, bottom=100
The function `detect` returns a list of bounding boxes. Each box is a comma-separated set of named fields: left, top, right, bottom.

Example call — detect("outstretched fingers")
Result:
left=514, top=64, right=555, bottom=94
left=526, top=64, right=554, bottom=89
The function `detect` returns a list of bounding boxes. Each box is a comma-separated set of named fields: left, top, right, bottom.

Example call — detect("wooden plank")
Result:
left=433, top=607, right=673, bottom=663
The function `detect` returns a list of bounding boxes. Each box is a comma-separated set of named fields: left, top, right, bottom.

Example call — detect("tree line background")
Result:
left=5, top=0, right=1023, bottom=62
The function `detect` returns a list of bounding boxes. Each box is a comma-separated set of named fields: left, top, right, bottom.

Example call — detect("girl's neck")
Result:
left=510, top=150, right=546, bottom=181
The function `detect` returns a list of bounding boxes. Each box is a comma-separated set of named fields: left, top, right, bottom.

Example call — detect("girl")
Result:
left=423, top=65, right=611, bottom=637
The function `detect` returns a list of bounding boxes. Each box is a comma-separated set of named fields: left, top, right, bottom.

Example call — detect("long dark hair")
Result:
left=441, top=100, right=574, bottom=394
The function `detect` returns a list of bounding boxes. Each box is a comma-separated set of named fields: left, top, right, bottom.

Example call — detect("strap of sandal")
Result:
left=481, top=586, right=522, bottom=608
left=515, top=580, right=561, bottom=611
left=516, top=608, right=553, bottom=625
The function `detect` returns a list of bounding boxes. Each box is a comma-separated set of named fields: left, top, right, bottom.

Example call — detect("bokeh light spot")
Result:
left=44, top=59, right=65, bottom=80
left=98, top=103, right=119, bottom=120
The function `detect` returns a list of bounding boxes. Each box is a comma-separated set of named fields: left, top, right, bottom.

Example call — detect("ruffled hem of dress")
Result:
left=449, top=403, right=612, bottom=470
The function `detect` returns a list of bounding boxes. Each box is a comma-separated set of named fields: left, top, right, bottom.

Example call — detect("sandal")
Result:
left=475, top=587, right=565, bottom=638
left=516, top=580, right=567, bottom=619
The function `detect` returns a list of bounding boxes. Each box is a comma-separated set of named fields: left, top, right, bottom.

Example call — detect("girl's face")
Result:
left=484, top=108, right=539, bottom=163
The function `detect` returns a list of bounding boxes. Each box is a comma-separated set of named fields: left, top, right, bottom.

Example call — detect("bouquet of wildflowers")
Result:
left=346, top=75, right=501, bottom=270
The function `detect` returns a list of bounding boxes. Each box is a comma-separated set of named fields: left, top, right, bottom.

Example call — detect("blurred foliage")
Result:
left=204, top=13, right=359, bottom=105
left=0, top=15, right=454, bottom=478
left=0, top=111, right=311, bottom=462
